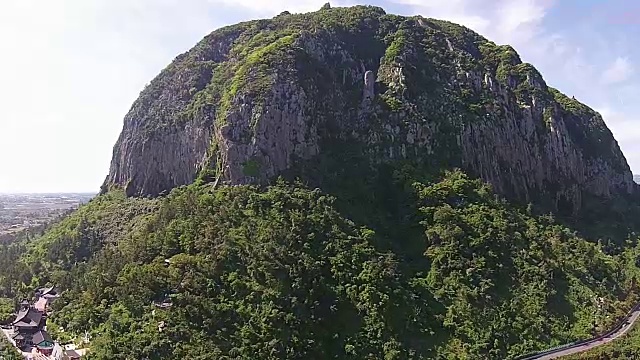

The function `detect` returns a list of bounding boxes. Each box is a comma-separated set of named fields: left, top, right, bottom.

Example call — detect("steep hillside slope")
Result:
left=2, top=4, right=639, bottom=360
left=3, top=171, right=640, bottom=359
left=103, top=5, right=633, bottom=218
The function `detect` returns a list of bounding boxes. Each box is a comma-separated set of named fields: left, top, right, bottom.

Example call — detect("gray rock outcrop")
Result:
left=101, top=6, right=635, bottom=214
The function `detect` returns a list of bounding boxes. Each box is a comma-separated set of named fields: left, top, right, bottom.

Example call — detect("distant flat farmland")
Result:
left=0, top=193, right=94, bottom=236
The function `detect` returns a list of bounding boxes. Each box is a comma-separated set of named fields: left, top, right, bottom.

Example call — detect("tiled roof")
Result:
left=13, top=309, right=28, bottom=323
left=38, top=286, right=56, bottom=296
left=32, top=330, right=53, bottom=346
left=65, top=349, right=81, bottom=357
left=12, top=307, right=43, bottom=328
left=35, top=297, right=48, bottom=312
left=12, top=320, right=36, bottom=328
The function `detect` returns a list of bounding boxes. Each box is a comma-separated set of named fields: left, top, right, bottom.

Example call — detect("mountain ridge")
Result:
left=102, top=5, right=634, bottom=218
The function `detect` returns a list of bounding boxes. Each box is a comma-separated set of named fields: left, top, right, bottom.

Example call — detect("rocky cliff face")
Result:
left=102, top=5, right=634, bottom=212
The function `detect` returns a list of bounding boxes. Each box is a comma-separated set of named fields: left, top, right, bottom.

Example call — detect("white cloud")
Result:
left=596, top=107, right=637, bottom=141
left=209, top=0, right=347, bottom=15
left=390, top=0, right=492, bottom=34
left=602, top=57, right=635, bottom=84
left=0, top=0, right=219, bottom=193
left=596, top=106, right=640, bottom=172
left=389, top=0, right=552, bottom=48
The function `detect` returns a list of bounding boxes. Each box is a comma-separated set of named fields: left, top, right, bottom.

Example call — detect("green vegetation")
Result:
left=220, top=33, right=298, bottom=122
left=242, top=157, right=261, bottom=177
left=127, top=3, right=619, bottom=169
left=384, top=29, right=408, bottom=62
left=565, top=322, right=640, bottom=359
left=550, top=87, right=592, bottom=116
left=0, top=165, right=638, bottom=359
left=0, top=335, right=22, bottom=360
left=479, top=42, right=522, bottom=76
left=548, top=87, right=625, bottom=165
left=4, top=4, right=640, bottom=360
left=0, top=190, right=157, bottom=301
left=119, top=4, right=627, bottom=211
left=0, top=298, right=14, bottom=324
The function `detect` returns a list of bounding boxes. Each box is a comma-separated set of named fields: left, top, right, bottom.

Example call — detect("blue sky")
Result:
left=0, top=0, right=638, bottom=192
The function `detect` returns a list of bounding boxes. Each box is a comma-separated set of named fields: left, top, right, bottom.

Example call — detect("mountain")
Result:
left=102, top=5, right=633, bottom=217
left=635, top=174, right=640, bottom=184
left=2, top=5, right=640, bottom=360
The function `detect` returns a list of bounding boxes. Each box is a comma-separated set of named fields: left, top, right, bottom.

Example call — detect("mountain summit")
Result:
left=103, top=5, right=633, bottom=216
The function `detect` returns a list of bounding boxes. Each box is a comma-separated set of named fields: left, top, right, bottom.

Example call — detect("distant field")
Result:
left=0, top=193, right=94, bottom=236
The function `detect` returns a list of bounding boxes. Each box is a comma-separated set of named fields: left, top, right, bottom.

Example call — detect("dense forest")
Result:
left=0, top=168, right=638, bottom=359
